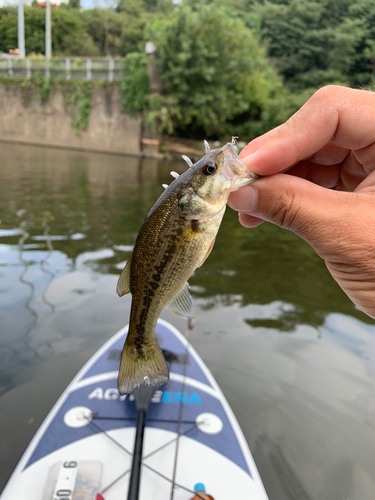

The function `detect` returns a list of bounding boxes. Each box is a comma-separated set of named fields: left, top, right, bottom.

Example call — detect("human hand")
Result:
left=228, top=85, right=375, bottom=319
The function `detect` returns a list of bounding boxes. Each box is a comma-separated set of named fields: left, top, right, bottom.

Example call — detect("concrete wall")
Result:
left=0, top=84, right=142, bottom=156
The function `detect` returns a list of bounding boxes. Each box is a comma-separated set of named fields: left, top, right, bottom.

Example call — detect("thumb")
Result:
left=229, top=174, right=367, bottom=259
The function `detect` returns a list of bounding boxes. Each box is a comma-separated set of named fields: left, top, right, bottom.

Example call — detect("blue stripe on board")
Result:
left=25, top=378, right=251, bottom=477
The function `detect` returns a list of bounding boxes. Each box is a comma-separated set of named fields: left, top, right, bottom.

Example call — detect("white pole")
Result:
left=108, top=59, right=114, bottom=82
left=45, top=0, right=51, bottom=61
left=18, top=0, right=25, bottom=59
left=65, top=58, right=70, bottom=80
left=86, top=58, right=92, bottom=80
left=26, top=58, right=31, bottom=79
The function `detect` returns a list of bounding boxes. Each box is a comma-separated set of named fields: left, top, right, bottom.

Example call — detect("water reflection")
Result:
left=0, top=143, right=375, bottom=499
left=17, top=225, right=38, bottom=344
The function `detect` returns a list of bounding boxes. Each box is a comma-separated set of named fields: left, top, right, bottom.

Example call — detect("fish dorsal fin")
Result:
left=167, top=282, right=192, bottom=319
left=116, top=256, right=132, bottom=297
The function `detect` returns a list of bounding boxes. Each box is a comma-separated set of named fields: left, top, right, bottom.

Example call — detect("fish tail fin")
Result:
left=117, top=336, right=169, bottom=395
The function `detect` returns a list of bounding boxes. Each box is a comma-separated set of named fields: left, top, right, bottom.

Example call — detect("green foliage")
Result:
left=81, top=7, right=150, bottom=57
left=0, top=77, right=36, bottom=107
left=253, top=0, right=373, bottom=91
left=116, top=7, right=151, bottom=56
left=33, top=72, right=51, bottom=104
left=0, top=77, right=95, bottom=133
left=81, top=9, right=124, bottom=57
left=0, top=1, right=174, bottom=57
left=0, top=75, right=54, bottom=105
left=50, top=8, right=99, bottom=56
left=0, top=7, right=99, bottom=56
left=255, top=0, right=349, bottom=90
left=116, top=0, right=174, bottom=15
left=68, top=0, right=80, bottom=9
left=345, top=0, right=375, bottom=87
left=146, top=0, right=287, bottom=138
left=62, top=81, right=93, bottom=134
left=0, top=8, right=17, bottom=53
left=120, top=52, right=149, bottom=113
left=81, top=2, right=164, bottom=57
left=2, top=0, right=375, bottom=140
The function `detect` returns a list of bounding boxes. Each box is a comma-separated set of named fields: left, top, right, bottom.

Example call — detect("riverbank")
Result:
left=0, top=79, right=249, bottom=160
left=0, top=79, right=142, bottom=157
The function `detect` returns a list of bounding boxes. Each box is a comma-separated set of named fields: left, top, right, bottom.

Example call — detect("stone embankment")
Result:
left=0, top=83, right=144, bottom=157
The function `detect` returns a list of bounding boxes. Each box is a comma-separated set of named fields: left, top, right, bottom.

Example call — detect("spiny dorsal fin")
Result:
left=170, top=171, right=179, bottom=179
left=166, top=282, right=192, bottom=319
left=182, top=155, right=193, bottom=168
left=204, top=140, right=210, bottom=153
left=116, top=256, right=132, bottom=297
left=231, top=136, right=239, bottom=154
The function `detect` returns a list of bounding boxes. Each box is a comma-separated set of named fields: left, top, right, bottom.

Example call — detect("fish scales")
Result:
left=116, top=139, right=258, bottom=394
left=128, top=191, right=219, bottom=345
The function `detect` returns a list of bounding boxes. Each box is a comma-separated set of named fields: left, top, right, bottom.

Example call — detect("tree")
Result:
left=254, top=0, right=355, bottom=91
left=81, top=9, right=123, bottom=56
left=68, top=0, right=80, bottom=9
left=147, top=0, right=287, bottom=138
left=251, top=0, right=375, bottom=92
left=345, top=0, right=375, bottom=87
left=81, top=5, right=151, bottom=57
left=0, top=8, right=18, bottom=53
left=0, top=6, right=99, bottom=56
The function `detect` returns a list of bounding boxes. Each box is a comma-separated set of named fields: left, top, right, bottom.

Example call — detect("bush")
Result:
left=0, top=7, right=99, bottom=56
left=146, top=0, right=287, bottom=139
left=120, top=52, right=149, bottom=113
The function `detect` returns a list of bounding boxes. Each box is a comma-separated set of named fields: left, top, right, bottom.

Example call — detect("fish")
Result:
left=116, top=138, right=258, bottom=394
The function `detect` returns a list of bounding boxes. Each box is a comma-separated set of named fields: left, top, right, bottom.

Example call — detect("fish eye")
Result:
left=202, top=163, right=217, bottom=176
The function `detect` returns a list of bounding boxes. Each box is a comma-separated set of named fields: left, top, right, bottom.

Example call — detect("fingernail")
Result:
left=241, top=152, right=258, bottom=165
left=242, top=152, right=256, bottom=161
left=241, top=152, right=261, bottom=175
left=228, top=184, right=257, bottom=213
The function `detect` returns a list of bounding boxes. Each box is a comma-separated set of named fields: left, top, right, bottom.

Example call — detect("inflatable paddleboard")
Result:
left=1, top=319, right=269, bottom=500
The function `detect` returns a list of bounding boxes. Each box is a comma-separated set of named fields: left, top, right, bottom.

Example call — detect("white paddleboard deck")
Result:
left=1, top=319, right=269, bottom=500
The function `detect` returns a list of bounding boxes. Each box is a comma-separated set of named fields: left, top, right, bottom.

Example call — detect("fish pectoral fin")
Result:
left=116, top=256, right=132, bottom=297
left=166, top=282, right=193, bottom=319
left=197, top=237, right=216, bottom=268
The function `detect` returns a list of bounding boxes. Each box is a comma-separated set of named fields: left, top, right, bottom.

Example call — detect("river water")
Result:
left=0, top=143, right=375, bottom=499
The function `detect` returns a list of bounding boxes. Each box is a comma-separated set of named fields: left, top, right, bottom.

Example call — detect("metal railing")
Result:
left=0, top=58, right=124, bottom=81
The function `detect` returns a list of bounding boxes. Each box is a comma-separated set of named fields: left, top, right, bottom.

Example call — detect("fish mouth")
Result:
left=221, top=143, right=258, bottom=186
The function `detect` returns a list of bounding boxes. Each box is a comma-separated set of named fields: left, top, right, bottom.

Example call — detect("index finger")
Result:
left=242, top=86, right=375, bottom=176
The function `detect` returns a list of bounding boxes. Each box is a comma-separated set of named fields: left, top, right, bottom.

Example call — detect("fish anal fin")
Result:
left=116, top=256, right=132, bottom=297
left=166, top=282, right=192, bottom=319
left=197, top=237, right=216, bottom=268
left=118, top=337, right=169, bottom=395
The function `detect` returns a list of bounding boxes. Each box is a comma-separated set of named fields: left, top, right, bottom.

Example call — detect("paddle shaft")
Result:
left=125, top=323, right=193, bottom=500
left=127, top=384, right=157, bottom=500
left=127, top=409, right=146, bottom=500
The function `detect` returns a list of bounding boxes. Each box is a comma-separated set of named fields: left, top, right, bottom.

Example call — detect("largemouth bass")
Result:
left=116, top=138, right=258, bottom=394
